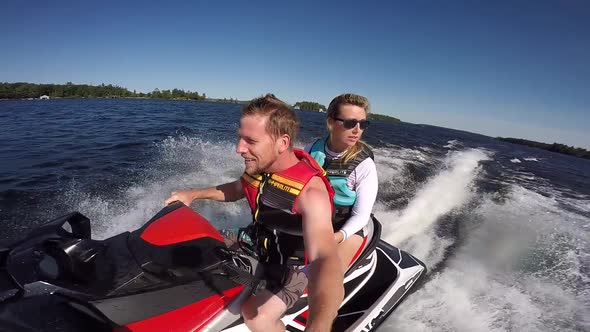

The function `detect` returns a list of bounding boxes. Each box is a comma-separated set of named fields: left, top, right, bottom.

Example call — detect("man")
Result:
left=165, top=94, right=344, bottom=332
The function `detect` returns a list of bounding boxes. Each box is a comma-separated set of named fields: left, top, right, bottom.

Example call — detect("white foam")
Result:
left=511, top=158, right=522, bottom=163
left=387, top=185, right=590, bottom=332
left=66, top=137, right=251, bottom=239
left=381, top=144, right=433, bottom=164
left=443, top=139, right=460, bottom=149
left=524, top=157, right=539, bottom=162
left=378, top=149, right=490, bottom=266
left=370, top=146, right=439, bottom=203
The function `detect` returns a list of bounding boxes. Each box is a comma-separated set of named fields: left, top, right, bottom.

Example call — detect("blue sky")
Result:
left=2, top=1, right=589, bottom=148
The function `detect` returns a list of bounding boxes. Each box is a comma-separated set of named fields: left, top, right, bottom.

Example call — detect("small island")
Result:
left=497, top=137, right=590, bottom=160
left=294, top=101, right=326, bottom=112
left=367, top=113, right=400, bottom=123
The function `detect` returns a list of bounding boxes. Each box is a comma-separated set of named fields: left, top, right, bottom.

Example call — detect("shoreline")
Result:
left=497, top=137, right=589, bottom=160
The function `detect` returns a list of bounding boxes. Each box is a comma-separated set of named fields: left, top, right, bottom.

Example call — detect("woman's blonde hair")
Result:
left=326, top=93, right=370, bottom=163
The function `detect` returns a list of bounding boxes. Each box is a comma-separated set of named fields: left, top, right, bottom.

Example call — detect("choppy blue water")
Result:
left=0, top=99, right=588, bottom=331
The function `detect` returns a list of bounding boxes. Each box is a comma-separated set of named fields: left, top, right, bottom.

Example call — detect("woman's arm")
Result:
left=339, top=158, right=378, bottom=239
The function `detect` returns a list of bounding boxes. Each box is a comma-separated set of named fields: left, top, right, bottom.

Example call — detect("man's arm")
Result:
left=296, top=176, right=344, bottom=332
left=165, top=179, right=244, bottom=206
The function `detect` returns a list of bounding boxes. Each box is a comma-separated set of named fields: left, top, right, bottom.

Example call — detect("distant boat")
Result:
left=39, top=95, right=50, bottom=100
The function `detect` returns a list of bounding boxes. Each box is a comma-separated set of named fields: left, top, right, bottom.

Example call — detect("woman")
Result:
left=305, top=93, right=378, bottom=272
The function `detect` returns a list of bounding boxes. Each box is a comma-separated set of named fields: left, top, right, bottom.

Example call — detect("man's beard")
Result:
left=245, top=157, right=273, bottom=175
left=244, top=161, right=262, bottom=175
left=244, top=166, right=260, bottom=175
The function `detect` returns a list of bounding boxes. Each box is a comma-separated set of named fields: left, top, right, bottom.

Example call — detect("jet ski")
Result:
left=0, top=202, right=426, bottom=332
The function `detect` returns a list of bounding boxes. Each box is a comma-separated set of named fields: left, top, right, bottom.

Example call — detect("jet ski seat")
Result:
left=343, top=214, right=381, bottom=277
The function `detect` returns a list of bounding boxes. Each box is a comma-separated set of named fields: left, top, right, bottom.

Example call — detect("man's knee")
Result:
left=241, top=307, right=267, bottom=331
left=240, top=300, right=256, bottom=321
left=241, top=300, right=280, bottom=331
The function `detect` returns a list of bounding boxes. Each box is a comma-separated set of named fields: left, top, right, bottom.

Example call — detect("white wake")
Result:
left=376, top=148, right=490, bottom=264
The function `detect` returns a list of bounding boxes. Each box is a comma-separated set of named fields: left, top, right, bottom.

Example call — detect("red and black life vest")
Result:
left=240, top=149, right=334, bottom=266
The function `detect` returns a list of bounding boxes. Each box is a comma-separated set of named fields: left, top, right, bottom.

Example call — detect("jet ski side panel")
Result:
left=107, top=285, right=244, bottom=331
left=343, top=241, right=426, bottom=332
left=1, top=203, right=244, bottom=331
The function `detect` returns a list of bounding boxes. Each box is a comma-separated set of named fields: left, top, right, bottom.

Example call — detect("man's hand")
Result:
left=165, top=190, right=196, bottom=206
left=334, top=230, right=345, bottom=244
left=164, top=180, right=244, bottom=206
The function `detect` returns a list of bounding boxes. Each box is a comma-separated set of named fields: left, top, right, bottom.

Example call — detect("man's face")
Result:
left=236, top=114, right=279, bottom=175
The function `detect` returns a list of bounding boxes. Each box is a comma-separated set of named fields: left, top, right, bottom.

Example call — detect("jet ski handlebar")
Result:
left=215, top=247, right=267, bottom=295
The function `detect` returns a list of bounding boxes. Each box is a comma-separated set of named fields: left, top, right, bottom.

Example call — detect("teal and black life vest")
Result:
left=309, top=138, right=374, bottom=225
left=240, top=149, right=334, bottom=267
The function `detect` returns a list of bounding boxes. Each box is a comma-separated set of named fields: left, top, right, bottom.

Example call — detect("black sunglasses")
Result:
left=332, top=117, right=370, bottom=130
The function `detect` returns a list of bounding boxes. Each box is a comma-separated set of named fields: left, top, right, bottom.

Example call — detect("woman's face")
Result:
left=327, top=104, right=368, bottom=149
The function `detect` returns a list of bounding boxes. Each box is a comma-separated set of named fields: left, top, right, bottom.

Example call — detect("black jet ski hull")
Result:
left=0, top=204, right=426, bottom=332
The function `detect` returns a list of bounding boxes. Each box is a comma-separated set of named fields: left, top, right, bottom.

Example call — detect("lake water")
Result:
left=0, top=98, right=588, bottom=331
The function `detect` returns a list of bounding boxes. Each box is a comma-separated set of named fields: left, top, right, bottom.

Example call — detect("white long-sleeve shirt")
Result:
left=304, top=142, right=378, bottom=238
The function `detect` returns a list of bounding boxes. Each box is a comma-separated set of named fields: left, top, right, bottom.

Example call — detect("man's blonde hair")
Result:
left=242, top=94, right=299, bottom=147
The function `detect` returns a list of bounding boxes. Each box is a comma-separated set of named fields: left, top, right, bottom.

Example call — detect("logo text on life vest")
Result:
left=268, top=179, right=301, bottom=195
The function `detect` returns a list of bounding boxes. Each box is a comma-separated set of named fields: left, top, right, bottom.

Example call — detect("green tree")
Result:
left=294, top=101, right=326, bottom=111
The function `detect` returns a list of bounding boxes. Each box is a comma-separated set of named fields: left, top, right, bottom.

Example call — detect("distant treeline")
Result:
left=497, top=137, right=590, bottom=160
left=294, top=101, right=326, bottom=111
left=0, top=82, right=208, bottom=101
left=368, top=113, right=400, bottom=123
left=2, top=82, right=400, bottom=121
